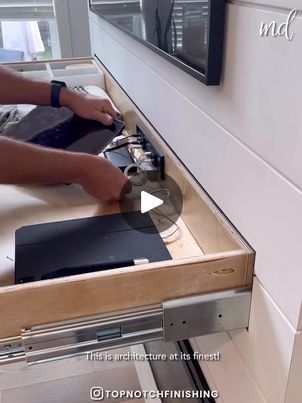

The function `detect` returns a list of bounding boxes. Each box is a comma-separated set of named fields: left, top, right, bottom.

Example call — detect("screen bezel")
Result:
left=89, top=0, right=226, bottom=86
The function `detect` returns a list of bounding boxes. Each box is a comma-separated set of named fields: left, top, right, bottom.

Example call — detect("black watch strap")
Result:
left=50, top=80, right=67, bottom=108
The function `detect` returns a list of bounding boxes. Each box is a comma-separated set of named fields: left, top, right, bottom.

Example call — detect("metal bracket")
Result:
left=106, top=135, right=140, bottom=150
left=163, top=288, right=252, bottom=342
left=0, top=336, right=25, bottom=364
left=21, top=306, right=163, bottom=365
left=0, top=288, right=251, bottom=365
left=106, top=126, right=165, bottom=179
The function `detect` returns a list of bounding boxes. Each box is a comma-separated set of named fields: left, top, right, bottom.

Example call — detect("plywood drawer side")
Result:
left=0, top=57, right=255, bottom=340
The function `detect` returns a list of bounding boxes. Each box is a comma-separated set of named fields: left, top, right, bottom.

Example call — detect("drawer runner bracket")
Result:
left=0, top=288, right=251, bottom=365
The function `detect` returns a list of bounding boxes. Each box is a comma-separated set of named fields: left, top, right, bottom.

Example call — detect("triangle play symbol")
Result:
left=141, top=191, right=164, bottom=214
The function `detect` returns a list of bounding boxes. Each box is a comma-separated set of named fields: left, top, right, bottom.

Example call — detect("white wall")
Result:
left=89, top=2, right=302, bottom=402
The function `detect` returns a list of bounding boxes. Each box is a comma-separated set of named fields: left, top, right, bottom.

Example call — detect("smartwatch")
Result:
left=50, top=80, right=67, bottom=108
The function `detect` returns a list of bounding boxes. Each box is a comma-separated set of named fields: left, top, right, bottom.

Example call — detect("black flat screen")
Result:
left=89, top=0, right=226, bottom=85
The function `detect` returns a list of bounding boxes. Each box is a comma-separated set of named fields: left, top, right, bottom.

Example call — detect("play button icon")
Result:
left=141, top=191, right=163, bottom=214
left=119, top=170, right=183, bottom=235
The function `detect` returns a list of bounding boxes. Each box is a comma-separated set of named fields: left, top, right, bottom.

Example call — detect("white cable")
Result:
left=161, top=225, right=181, bottom=240
left=152, top=208, right=181, bottom=240
left=124, top=163, right=139, bottom=177
left=137, top=152, right=152, bottom=164
left=150, top=189, right=180, bottom=240
left=150, top=188, right=170, bottom=203
left=124, top=163, right=145, bottom=186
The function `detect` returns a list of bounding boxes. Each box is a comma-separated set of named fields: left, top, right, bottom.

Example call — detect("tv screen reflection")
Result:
left=90, top=0, right=210, bottom=74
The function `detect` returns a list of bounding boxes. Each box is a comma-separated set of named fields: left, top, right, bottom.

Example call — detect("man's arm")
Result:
left=0, top=137, right=129, bottom=201
left=0, top=66, right=118, bottom=125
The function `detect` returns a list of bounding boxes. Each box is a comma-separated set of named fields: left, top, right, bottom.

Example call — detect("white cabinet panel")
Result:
left=192, top=279, right=297, bottom=403
left=235, top=0, right=302, bottom=11
left=298, top=304, right=302, bottom=329
left=89, top=11, right=302, bottom=328
left=192, top=331, right=266, bottom=403
left=229, top=279, right=296, bottom=403
left=285, top=330, right=302, bottom=403
left=1, top=367, right=140, bottom=403
left=0, top=356, right=94, bottom=390
left=93, top=5, right=302, bottom=190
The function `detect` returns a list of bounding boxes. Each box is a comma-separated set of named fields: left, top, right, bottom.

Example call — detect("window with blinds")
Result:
left=90, top=1, right=141, bottom=16
left=0, top=0, right=55, bottom=19
left=173, top=1, right=209, bottom=50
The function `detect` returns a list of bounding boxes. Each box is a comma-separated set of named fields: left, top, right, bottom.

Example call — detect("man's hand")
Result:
left=0, top=66, right=129, bottom=201
left=0, top=66, right=118, bottom=126
left=61, top=89, right=118, bottom=126
left=75, top=154, right=130, bottom=201
left=0, top=137, right=130, bottom=201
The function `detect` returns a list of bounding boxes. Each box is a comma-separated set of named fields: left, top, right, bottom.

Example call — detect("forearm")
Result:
left=0, top=65, right=51, bottom=105
left=0, top=66, right=117, bottom=125
left=0, top=65, right=74, bottom=107
left=0, top=137, right=85, bottom=185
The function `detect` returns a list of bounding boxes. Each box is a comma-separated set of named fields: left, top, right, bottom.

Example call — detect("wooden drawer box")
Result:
left=0, top=58, right=254, bottom=349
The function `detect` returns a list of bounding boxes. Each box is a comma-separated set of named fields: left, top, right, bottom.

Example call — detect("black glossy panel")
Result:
left=90, top=0, right=226, bottom=85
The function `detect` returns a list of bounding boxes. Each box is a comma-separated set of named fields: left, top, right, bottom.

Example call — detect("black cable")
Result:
left=163, top=0, right=175, bottom=52
left=105, top=141, right=140, bottom=152
left=155, top=8, right=163, bottom=50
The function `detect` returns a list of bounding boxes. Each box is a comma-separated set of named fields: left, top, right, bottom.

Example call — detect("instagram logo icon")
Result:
left=90, top=387, right=104, bottom=401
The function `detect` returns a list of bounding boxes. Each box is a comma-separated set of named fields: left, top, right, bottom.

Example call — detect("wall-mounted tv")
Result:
left=89, top=0, right=226, bottom=85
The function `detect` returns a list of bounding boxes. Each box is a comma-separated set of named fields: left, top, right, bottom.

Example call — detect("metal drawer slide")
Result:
left=0, top=288, right=251, bottom=365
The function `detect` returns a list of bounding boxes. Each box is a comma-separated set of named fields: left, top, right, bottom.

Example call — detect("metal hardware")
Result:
left=163, top=288, right=252, bottom=342
left=106, top=126, right=165, bottom=179
left=0, top=336, right=24, bottom=364
left=107, top=135, right=140, bottom=150
left=21, top=305, right=163, bottom=365
left=0, top=288, right=251, bottom=365
left=135, top=124, right=165, bottom=179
